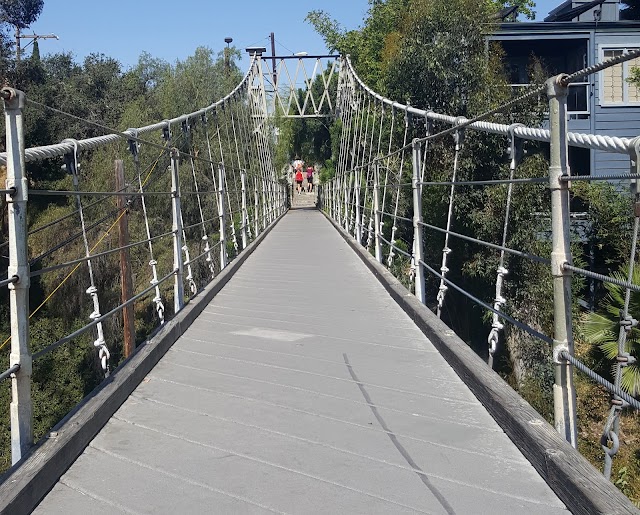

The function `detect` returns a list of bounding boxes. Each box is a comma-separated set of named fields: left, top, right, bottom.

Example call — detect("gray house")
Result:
left=491, top=0, right=640, bottom=175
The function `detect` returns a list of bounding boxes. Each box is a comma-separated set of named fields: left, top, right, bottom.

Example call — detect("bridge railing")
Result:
left=0, top=54, right=286, bottom=468
left=322, top=52, right=640, bottom=481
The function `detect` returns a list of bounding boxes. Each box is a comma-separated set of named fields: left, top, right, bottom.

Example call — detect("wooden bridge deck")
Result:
left=34, top=210, right=568, bottom=514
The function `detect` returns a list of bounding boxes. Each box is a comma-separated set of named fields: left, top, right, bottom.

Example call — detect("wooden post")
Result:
left=115, top=160, right=135, bottom=358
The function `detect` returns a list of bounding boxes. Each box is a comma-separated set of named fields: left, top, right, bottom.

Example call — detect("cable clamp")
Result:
left=62, top=140, right=80, bottom=177
left=553, top=341, right=570, bottom=364
left=616, top=352, right=636, bottom=367
left=491, top=319, right=505, bottom=331
left=620, top=314, right=638, bottom=331
left=162, top=121, right=171, bottom=141
left=611, top=397, right=630, bottom=409
left=127, top=129, right=140, bottom=159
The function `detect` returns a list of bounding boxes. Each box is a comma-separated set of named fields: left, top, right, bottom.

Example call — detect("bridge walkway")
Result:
left=34, top=209, right=569, bottom=514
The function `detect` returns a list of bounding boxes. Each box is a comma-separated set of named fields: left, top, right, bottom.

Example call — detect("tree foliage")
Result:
left=489, top=0, right=536, bottom=20
left=0, top=0, right=43, bottom=29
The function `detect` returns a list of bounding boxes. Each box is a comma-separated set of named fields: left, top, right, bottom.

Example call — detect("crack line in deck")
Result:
left=343, top=353, right=457, bottom=515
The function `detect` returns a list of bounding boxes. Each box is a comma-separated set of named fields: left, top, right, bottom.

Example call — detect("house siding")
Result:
left=492, top=22, right=640, bottom=176
left=593, top=32, right=640, bottom=174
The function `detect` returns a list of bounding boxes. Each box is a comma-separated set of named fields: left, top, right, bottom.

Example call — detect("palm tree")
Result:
left=582, top=267, right=640, bottom=396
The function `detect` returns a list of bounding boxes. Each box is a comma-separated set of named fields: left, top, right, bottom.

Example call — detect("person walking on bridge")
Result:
left=306, top=164, right=314, bottom=193
left=293, top=156, right=304, bottom=195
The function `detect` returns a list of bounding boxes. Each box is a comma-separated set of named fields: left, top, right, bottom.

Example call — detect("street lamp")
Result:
left=224, top=37, right=233, bottom=74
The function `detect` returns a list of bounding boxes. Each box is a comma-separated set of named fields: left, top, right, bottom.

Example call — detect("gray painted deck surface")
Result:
left=34, top=210, right=568, bottom=515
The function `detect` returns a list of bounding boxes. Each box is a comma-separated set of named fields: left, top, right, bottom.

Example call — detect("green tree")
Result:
left=0, top=0, right=43, bottom=64
left=307, top=0, right=409, bottom=88
left=0, top=0, right=43, bottom=29
left=488, top=0, right=536, bottom=20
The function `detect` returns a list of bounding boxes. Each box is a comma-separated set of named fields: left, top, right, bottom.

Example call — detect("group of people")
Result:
left=293, top=157, right=314, bottom=194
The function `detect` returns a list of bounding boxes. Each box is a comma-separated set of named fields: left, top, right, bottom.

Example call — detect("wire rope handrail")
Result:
left=343, top=54, right=640, bottom=158
left=0, top=56, right=257, bottom=165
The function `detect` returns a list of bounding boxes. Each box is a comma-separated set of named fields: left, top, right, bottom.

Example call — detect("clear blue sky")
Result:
left=26, top=0, right=566, bottom=70
left=27, top=0, right=370, bottom=69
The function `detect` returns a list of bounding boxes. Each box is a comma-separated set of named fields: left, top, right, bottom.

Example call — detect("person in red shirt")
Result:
left=294, top=157, right=304, bottom=194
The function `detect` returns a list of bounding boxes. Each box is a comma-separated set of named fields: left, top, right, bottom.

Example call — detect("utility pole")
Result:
left=115, top=160, right=135, bottom=358
left=270, top=32, right=277, bottom=89
left=15, top=31, right=58, bottom=62
left=15, top=28, right=20, bottom=63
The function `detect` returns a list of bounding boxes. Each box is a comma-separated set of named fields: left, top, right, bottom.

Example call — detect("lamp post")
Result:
left=224, top=37, right=232, bottom=76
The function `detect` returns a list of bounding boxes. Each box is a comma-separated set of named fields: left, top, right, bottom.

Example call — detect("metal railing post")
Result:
left=547, top=74, right=578, bottom=448
left=268, top=179, right=274, bottom=222
left=330, top=180, right=335, bottom=219
left=170, top=148, right=185, bottom=314
left=265, top=178, right=270, bottom=223
left=335, top=175, right=340, bottom=222
left=261, top=176, right=267, bottom=229
left=241, top=169, right=248, bottom=249
left=336, top=176, right=342, bottom=222
left=282, top=183, right=286, bottom=214
left=218, top=163, right=228, bottom=269
left=373, top=162, right=383, bottom=263
left=3, top=87, right=32, bottom=464
left=412, top=139, right=426, bottom=304
left=355, top=168, right=362, bottom=244
left=277, top=182, right=281, bottom=216
left=254, top=177, right=260, bottom=237
left=343, top=172, right=349, bottom=231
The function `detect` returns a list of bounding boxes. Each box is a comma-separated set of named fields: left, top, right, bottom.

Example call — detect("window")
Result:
left=601, top=47, right=640, bottom=105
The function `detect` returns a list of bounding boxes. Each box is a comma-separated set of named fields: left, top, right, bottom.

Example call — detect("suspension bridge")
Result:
left=0, top=48, right=640, bottom=514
